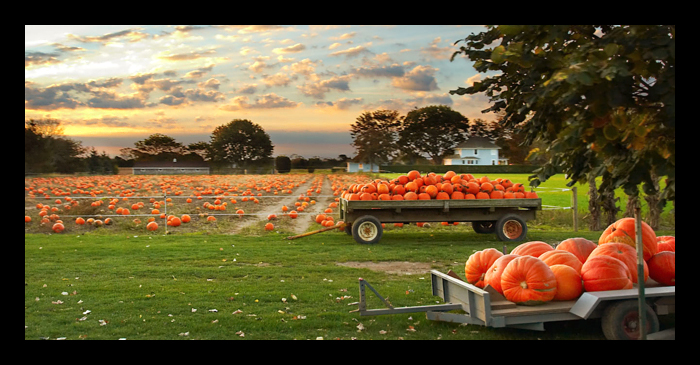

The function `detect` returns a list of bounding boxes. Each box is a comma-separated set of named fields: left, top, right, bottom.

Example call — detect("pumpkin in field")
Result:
left=483, top=254, right=520, bottom=295
left=52, top=222, right=65, bottom=233
left=538, top=250, right=583, bottom=273
left=500, top=255, right=557, bottom=305
left=556, top=237, right=597, bottom=264
left=264, top=222, right=274, bottom=231
left=580, top=255, right=633, bottom=292
left=464, top=248, right=503, bottom=288
left=510, top=241, right=554, bottom=258
left=656, top=236, right=675, bottom=252
left=647, top=251, right=675, bottom=286
left=549, top=264, right=583, bottom=301
left=598, top=218, right=657, bottom=262
left=146, top=221, right=158, bottom=231
left=588, top=242, right=648, bottom=284
left=181, top=214, right=191, bottom=223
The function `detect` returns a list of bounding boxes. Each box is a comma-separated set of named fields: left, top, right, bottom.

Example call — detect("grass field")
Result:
left=25, top=172, right=675, bottom=340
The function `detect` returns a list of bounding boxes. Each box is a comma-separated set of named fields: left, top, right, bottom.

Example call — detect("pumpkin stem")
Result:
left=519, top=281, right=528, bottom=289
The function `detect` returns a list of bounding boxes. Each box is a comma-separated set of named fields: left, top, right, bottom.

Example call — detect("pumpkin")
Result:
left=549, top=264, right=583, bottom=301
left=500, top=256, right=557, bottom=305
left=647, top=251, right=675, bottom=286
left=483, top=254, right=519, bottom=295
left=264, top=222, right=274, bottom=231
left=181, top=214, right=191, bottom=223
left=52, top=222, right=65, bottom=233
left=656, top=236, right=675, bottom=253
left=580, top=255, right=633, bottom=292
left=464, top=248, right=503, bottom=288
left=556, top=237, right=597, bottom=264
left=588, top=242, right=648, bottom=284
left=510, top=241, right=554, bottom=258
left=538, top=250, right=583, bottom=273
left=146, top=221, right=158, bottom=231
left=598, top=218, right=657, bottom=262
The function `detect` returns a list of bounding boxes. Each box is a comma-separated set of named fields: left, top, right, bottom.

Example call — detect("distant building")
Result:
left=443, top=136, right=509, bottom=166
left=346, top=161, right=380, bottom=173
left=133, top=159, right=210, bottom=175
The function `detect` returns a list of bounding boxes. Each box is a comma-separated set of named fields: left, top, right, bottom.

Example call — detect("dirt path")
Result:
left=229, top=174, right=337, bottom=235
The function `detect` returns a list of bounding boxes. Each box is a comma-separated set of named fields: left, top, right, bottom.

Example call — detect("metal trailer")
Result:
left=355, top=270, right=675, bottom=340
left=338, top=197, right=541, bottom=244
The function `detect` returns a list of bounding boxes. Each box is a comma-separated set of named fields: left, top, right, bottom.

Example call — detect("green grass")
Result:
left=25, top=223, right=675, bottom=340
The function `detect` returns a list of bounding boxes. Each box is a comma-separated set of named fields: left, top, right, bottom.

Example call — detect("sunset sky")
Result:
left=25, top=25, right=497, bottom=159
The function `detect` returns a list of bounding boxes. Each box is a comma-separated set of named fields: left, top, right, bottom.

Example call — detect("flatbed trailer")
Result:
left=339, top=197, right=541, bottom=244
left=355, top=270, right=675, bottom=340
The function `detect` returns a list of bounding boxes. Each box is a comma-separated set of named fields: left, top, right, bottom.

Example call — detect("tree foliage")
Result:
left=450, top=25, right=675, bottom=203
left=398, top=105, right=469, bottom=165
left=208, top=119, right=274, bottom=168
left=350, top=109, right=401, bottom=168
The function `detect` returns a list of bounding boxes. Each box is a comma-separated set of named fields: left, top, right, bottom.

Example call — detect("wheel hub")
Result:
left=502, top=220, right=523, bottom=239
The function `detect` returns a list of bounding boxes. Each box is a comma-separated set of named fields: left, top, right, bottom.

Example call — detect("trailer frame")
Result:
left=354, top=269, right=675, bottom=339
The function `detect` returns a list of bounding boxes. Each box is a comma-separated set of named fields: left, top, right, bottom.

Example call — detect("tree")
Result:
left=208, top=119, right=274, bottom=169
left=275, top=155, right=291, bottom=173
left=398, top=105, right=469, bottom=164
left=129, top=133, right=185, bottom=161
left=450, top=25, right=675, bottom=216
left=350, top=109, right=401, bottom=170
left=25, top=119, right=84, bottom=174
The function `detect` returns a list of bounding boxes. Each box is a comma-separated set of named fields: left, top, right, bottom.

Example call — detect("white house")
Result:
left=443, top=136, right=509, bottom=166
left=347, top=161, right=380, bottom=173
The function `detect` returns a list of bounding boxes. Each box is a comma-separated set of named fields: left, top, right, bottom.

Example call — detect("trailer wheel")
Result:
left=495, top=214, right=527, bottom=241
left=472, top=221, right=496, bottom=234
left=601, top=300, right=659, bottom=340
left=352, top=215, right=383, bottom=244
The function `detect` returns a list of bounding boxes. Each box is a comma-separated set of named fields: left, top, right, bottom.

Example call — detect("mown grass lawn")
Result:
left=25, top=220, right=675, bottom=340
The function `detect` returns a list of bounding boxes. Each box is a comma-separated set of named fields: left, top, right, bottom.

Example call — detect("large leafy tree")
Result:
left=208, top=119, right=274, bottom=168
left=350, top=109, right=401, bottom=169
left=450, top=25, right=675, bottom=206
left=25, top=119, right=84, bottom=174
left=398, top=105, right=469, bottom=164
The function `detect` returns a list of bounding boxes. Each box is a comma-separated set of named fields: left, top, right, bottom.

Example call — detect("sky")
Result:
left=25, top=25, right=498, bottom=159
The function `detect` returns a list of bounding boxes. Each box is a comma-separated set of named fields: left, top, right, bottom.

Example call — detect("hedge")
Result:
left=379, top=164, right=552, bottom=174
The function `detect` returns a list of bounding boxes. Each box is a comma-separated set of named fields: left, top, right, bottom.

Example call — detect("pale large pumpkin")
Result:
left=556, top=237, right=597, bottom=264
left=588, top=242, right=648, bottom=284
left=483, top=254, right=520, bottom=295
left=648, top=251, right=675, bottom=286
left=580, top=255, right=633, bottom=292
left=538, top=250, right=583, bottom=274
left=549, top=264, right=583, bottom=301
left=510, top=241, right=554, bottom=258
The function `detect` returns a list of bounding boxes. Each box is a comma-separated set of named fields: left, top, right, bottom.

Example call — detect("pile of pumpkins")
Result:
left=465, top=218, right=675, bottom=305
left=341, top=170, right=538, bottom=201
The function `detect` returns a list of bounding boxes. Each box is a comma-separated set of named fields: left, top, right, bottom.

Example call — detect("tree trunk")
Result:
left=587, top=174, right=601, bottom=231
left=644, top=171, right=661, bottom=230
left=624, top=193, right=639, bottom=218
left=600, top=186, right=620, bottom=227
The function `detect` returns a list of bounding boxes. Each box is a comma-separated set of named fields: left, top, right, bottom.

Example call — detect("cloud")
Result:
left=220, top=93, right=300, bottom=111
left=297, top=74, right=352, bottom=99
left=353, top=64, right=405, bottom=79
left=24, top=82, right=83, bottom=110
left=158, top=49, right=216, bottom=61
left=25, top=51, right=61, bottom=68
left=262, top=72, right=294, bottom=88
left=329, top=45, right=371, bottom=58
left=87, top=90, right=147, bottom=109
left=315, top=97, right=364, bottom=110
left=67, top=29, right=149, bottom=44
left=391, top=65, right=439, bottom=91
left=420, top=37, right=454, bottom=60
left=272, top=43, right=306, bottom=54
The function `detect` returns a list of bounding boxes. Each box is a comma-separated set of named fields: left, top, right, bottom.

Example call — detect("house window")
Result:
left=462, top=160, right=465, bottom=165
left=474, top=149, right=478, bottom=155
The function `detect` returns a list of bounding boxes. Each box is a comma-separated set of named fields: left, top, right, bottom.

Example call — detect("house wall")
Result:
left=452, top=148, right=500, bottom=166
left=133, top=167, right=210, bottom=175
left=346, top=162, right=379, bottom=173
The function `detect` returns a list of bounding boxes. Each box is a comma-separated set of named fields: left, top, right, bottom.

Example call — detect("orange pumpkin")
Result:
left=580, top=255, right=633, bottom=292
left=181, top=214, right=191, bottom=223
left=464, top=248, right=504, bottom=288
left=556, top=237, right=597, bottom=264
left=538, top=250, right=583, bottom=273
left=549, top=264, right=583, bottom=301
left=598, top=218, right=657, bottom=262
left=500, top=256, right=557, bottom=305
left=510, top=241, right=554, bottom=258
left=264, top=222, right=274, bottom=231
left=483, top=254, right=519, bottom=295
left=588, top=242, right=648, bottom=284
left=52, top=222, right=65, bottom=233
left=656, top=236, right=675, bottom=252
left=146, top=221, right=158, bottom=231
left=647, top=251, right=675, bottom=286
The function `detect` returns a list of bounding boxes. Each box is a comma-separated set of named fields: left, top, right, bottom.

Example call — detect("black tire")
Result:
left=495, top=214, right=527, bottom=241
left=601, top=300, right=660, bottom=340
left=472, top=221, right=496, bottom=234
left=351, top=215, right=383, bottom=244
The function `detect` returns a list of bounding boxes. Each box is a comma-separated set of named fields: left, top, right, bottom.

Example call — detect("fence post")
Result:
left=572, top=186, right=578, bottom=232
left=164, top=194, right=168, bottom=234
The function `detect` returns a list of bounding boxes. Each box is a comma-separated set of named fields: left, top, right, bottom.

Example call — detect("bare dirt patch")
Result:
left=336, top=261, right=434, bottom=275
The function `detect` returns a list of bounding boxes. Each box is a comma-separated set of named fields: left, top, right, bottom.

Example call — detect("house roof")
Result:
left=454, top=136, right=500, bottom=149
